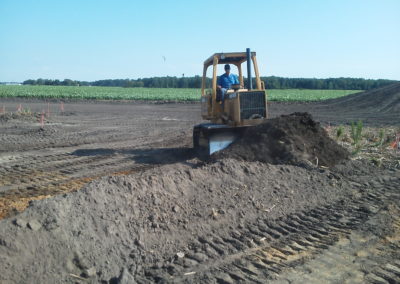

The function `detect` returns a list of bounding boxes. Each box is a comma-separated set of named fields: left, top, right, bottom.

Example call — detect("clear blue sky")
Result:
left=1, top=0, right=399, bottom=81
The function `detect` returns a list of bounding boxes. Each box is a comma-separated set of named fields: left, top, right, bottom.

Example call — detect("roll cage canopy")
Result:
left=203, top=52, right=257, bottom=68
left=201, top=51, right=262, bottom=96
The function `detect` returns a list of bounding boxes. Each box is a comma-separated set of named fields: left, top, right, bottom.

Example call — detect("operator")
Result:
left=217, top=64, right=239, bottom=105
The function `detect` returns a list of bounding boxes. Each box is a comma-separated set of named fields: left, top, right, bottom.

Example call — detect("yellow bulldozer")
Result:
left=193, top=48, right=268, bottom=155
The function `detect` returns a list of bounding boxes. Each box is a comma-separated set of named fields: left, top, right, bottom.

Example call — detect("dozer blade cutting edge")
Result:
left=193, top=123, right=247, bottom=155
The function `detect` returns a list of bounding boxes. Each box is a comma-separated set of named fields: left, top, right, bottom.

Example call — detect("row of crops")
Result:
left=0, top=85, right=360, bottom=102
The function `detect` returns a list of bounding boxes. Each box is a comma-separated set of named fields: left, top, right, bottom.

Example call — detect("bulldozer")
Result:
left=193, top=48, right=268, bottom=155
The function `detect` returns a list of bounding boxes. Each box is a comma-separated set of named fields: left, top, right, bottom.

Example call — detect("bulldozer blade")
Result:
left=208, top=132, right=238, bottom=154
left=193, top=123, right=247, bottom=155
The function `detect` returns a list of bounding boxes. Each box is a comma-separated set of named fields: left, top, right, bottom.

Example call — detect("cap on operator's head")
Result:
left=224, top=64, right=231, bottom=70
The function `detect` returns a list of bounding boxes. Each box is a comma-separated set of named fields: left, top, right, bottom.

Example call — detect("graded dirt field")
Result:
left=0, top=84, right=399, bottom=283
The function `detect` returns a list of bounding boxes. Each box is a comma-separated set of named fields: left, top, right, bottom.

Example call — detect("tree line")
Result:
left=23, top=76, right=397, bottom=90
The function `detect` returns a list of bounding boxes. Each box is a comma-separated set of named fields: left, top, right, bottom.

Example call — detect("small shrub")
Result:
left=377, top=129, right=385, bottom=147
left=350, top=120, right=363, bottom=146
left=336, top=126, right=344, bottom=141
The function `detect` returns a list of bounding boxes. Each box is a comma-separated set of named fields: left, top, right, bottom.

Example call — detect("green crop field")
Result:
left=0, top=85, right=360, bottom=102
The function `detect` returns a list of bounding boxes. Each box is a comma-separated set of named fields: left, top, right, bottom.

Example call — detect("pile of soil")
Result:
left=214, top=112, right=349, bottom=167
left=263, top=83, right=400, bottom=126
left=0, top=158, right=351, bottom=283
left=325, top=82, right=400, bottom=113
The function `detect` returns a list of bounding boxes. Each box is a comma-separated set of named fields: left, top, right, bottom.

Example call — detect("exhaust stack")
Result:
left=246, top=48, right=252, bottom=90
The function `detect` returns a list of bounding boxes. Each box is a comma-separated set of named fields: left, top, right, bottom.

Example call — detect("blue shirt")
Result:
left=218, top=73, right=239, bottom=89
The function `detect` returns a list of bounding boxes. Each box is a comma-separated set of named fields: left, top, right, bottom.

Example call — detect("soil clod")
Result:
left=27, top=219, right=41, bottom=231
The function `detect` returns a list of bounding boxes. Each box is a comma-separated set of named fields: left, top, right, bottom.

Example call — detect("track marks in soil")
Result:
left=0, top=127, right=193, bottom=219
left=0, top=151, right=161, bottom=219
left=144, top=179, right=400, bottom=283
left=0, top=155, right=157, bottom=218
left=273, top=203, right=400, bottom=284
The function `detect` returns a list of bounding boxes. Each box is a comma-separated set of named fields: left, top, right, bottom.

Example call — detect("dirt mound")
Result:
left=263, top=83, right=400, bottom=126
left=214, top=113, right=349, bottom=167
left=0, top=158, right=351, bottom=283
left=324, top=82, right=400, bottom=113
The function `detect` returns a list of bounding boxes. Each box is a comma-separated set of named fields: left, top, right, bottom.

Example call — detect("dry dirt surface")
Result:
left=0, top=84, right=399, bottom=283
left=272, top=82, right=400, bottom=126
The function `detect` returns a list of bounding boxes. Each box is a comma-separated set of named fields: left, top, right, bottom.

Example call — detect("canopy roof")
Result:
left=204, top=52, right=256, bottom=67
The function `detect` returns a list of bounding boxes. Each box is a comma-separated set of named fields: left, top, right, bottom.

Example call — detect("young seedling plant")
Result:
left=336, top=125, right=344, bottom=141
left=350, top=120, right=363, bottom=154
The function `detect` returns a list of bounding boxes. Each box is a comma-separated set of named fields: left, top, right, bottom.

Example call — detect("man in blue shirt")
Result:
left=217, top=64, right=239, bottom=105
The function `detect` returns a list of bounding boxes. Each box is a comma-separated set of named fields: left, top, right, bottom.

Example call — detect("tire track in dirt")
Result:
left=144, top=178, right=400, bottom=283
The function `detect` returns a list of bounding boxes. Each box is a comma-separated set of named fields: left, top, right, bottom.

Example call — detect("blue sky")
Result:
left=0, top=0, right=399, bottom=81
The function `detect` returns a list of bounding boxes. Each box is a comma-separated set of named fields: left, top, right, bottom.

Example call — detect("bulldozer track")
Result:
left=0, top=151, right=157, bottom=219
left=0, top=132, right=192, bottom=218
left=145, top=177, right=400, bottom=283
